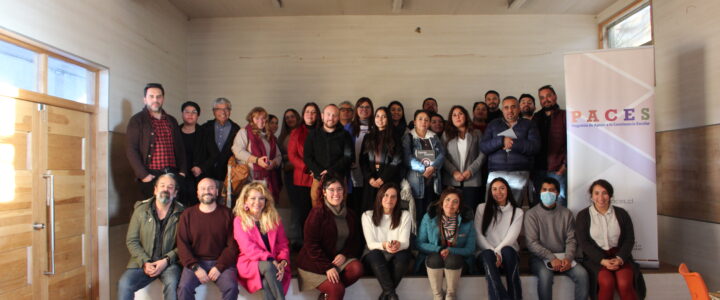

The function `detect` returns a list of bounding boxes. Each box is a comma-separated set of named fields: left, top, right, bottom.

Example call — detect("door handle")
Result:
left=43, top=172, right=55, bottom=275
left=32, top=223, right=45, bottom=230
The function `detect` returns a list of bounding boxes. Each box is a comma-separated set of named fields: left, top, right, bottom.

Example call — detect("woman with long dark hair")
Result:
left=443, top=105, right=486, bottom=211
left=361, top=183, right=412, bottom=300
left=359, top=107, right=402, bottom=213
left=287, top=102, right=320, bottom=249
left=345, top=97, right=374, bottom=217
left=474, top=177, right=523, bottom=300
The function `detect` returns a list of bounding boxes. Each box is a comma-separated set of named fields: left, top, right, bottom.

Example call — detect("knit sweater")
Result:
left=474, top=203, right=524, bottom=253
left=523, top=203, right=577, bottom=261
left=361, top=210, right=412, bottom=252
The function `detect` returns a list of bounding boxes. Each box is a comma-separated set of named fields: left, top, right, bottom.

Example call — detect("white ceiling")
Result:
left=169, top=0, right=616, bottom=19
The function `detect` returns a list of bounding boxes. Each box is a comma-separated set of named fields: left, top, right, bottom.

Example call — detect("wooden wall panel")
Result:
left=657, top=124, right=720, bottom=223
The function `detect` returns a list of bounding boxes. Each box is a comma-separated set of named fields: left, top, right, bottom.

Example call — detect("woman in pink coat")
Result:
left=233, top=182, right=291, bottom=299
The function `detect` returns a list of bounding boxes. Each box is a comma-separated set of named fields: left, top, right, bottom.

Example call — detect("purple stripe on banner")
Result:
left=572, top=127, right=656, bottom=183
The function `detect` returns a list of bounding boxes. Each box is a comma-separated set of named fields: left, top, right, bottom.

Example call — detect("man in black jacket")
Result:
left=303, top=104, right=353, bottom=206
left=194, top=97, right=240, bottom=184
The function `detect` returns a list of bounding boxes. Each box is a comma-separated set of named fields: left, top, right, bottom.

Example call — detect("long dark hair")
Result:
left=301, top=102, right=320, bottom=129
left=372, top=183, right=402, bottom=229
left=388, top=100, right=407, bottom=126
left=444, top=105, right=473, bottom=141
left=278, top=108, right=300, bottom=143
left=363, top=107, right=396, bottom=157
left=481, top=177, right=519, bottom=236
left=350, top=97, right=374, bottom=138
left=434, top=187, right=463, bottom=227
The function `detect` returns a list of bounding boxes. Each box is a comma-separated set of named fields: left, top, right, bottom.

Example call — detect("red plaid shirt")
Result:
left=147, top=111, right=177, bottom=170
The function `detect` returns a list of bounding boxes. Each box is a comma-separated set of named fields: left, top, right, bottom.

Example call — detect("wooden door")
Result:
left=0, top=97, right=91, bottom=300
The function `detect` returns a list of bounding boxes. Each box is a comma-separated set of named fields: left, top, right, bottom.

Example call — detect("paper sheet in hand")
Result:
left=497, top=128, right=517, bottom=139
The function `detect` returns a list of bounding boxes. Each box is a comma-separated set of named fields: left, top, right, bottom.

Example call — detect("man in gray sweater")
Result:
left=524, top=177, right=588, bottom=300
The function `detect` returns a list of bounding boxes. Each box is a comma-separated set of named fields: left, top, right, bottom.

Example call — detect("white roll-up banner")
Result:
left=564, top=47, right=658, bottom=268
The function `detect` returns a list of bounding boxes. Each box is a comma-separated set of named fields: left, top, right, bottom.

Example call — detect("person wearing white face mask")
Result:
left=524, top=177, right=588, bottom=300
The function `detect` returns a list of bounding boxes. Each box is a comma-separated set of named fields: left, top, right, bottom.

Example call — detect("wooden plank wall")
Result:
left=657, top=125, right=720, bottom=223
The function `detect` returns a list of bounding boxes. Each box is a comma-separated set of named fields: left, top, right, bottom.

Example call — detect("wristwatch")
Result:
left=190, top=264, right=200, bottom=271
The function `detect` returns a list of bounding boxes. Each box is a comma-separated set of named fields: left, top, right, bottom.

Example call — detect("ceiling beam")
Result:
left=508, top=0, right=527, bottom=10
left=392, top=0, right=403, bottom=13
left=272, top=0, right=282, bottom=8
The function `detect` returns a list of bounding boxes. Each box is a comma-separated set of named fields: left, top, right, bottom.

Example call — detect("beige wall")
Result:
left=187, top=15, right=596, bottom=122
left=653, top=0, right=720, bottom=290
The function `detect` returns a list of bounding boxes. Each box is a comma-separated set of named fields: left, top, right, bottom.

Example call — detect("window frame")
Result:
left=597, top=0, right=653, bottom=49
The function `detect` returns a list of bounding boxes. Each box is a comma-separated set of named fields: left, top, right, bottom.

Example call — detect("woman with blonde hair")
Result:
left=232, top=107, right=282, bottom=201
left=233, top=182, right=291, bottom=300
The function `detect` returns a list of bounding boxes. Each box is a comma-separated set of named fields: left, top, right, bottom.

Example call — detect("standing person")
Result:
left=304, top=104, right=354, bottom=207
left=180, top=101, right=202, bottom=207
left=287, top=102, right=320, bottom=249
left=232, top=107, right=282, bottom=202
left=480, top=96, right=540, bottom=206
left=388, top=100, right=408, bottom=138
left=430, top=113, right=445, bottom=137
left=532, top=85, right=568, bottom=204
left=576, top=180, right=646, bottom=300
left=339, top=100, right=354, bottom=127
left=474, top=177, right=524, bottom=300
left=524, top=177, right=588, bottom=300
left=126, top=83, right=186, bottom=199
left=423, top=97, right=439, bottom=114
left=118, top=174, right=184, bottom=300
left=296, top=175, right=364, bottom=300
left=485, top=90, right=503, bottom=123
left=361, top=183, right=412, bottom=300
left=519, top=94, right=536, bottom=120
left=471, top=101, right=489, bottom=133
left=360, top=107, right=402, bottom=213
left=196, top=97, right=240, bottom=183
left=442, top=105, right=486, bottom=210
left=176, top=178, right=239, bottom=300
left=403, top=110, right=445, bottom=225
left=268, top=114, right=280, bottom=137
left=233, top=182, right=292, bottom=300
left=416, top=188, right=476, bottom=300
left=278, top=109, right=301, bottom=208
left=345, top=97, right=374, bottom=218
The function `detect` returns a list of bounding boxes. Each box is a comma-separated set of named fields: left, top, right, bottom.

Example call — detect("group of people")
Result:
left=120, top=82, right=645, bottom=300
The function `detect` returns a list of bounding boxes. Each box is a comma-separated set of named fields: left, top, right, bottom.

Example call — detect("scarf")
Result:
left=324, top=198, right=347, bottom=217
left=246, top=124, right=281, bottom=200
left=441, top=214, right=459, bottom=247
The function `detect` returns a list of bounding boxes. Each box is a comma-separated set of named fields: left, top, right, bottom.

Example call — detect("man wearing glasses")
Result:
left=195, top=97, right=240, bottom=184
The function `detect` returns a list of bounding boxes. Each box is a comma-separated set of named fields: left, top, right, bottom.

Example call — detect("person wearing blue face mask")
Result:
left=524, top=177, right=589, bottom=300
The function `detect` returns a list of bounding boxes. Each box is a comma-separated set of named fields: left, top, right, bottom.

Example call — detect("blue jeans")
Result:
left=529, top=256, right=588, bottom=300
left=479, top=247, right=522, bottom=300
left=177, top=260, right=239, bottom=300
left=117, top=264, right=180, bottom=300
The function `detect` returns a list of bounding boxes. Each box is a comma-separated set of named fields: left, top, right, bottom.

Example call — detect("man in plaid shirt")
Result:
left=126, top=83, right=187, bottom=200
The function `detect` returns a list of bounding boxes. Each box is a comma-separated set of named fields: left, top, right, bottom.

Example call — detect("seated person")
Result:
left=576, top=179, right=646, bottom=300
left=416, top=187, right=476, bottom=300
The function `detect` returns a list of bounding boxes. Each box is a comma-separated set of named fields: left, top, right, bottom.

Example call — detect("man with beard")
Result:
left=480, top=96, right=541, bottom=206
left=118, top=173, right=185, bottom=300
left=176, top=178, right=239, bottom=300
left=519, top=93, right=537, bottom=120
left=127, top=83, right=187, bottom=199
left=484, top=90, right=503, bottom=123
left=532, top=85, right=568, bottom=205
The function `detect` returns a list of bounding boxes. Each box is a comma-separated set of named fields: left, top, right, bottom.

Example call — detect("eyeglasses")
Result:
left=183, top=110, right=198, bottom=115
left=213, top=108, right=230, bottom=112
left=357, top=105, right=371, bottom=110
left=340, top=108, right=353, bottom=112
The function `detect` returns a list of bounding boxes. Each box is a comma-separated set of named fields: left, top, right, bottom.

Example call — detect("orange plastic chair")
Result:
left=679, top=263, right=710, bottom=300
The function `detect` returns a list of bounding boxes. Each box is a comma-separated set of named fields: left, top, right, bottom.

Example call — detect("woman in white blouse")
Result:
left=361, top=183, right=412, bottom=300
left=474, top=177, right=523, bottom=300
left=575, top=179, right=645, bottom=300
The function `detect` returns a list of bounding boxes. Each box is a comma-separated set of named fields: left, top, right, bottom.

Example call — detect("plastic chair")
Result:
left=679, top=263, right=710, bottom=300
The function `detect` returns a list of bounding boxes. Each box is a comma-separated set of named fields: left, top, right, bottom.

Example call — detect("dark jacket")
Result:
left=359, top=130, right=403, bottom=211
left=196, top=119, right=240, bottom=181
left=480, top=118, right=540, bottom=172
left=126, top=107, right=187, bottom=179
left=303, top=126, right=354, bottom=180
left=532, top=107, right=567, bottom=172
left=296, top=205, right=361, bottom=274
left=576, top=206, right=646, bottom=300
left=125, top=198, right=185, bottom=268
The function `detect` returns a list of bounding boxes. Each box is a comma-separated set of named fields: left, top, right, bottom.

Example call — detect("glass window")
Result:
left=0, top=39, right=38, bottom=91
left=48, top=56, right=93, bottom=104
left=606, top=4, right=652, bottom=49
